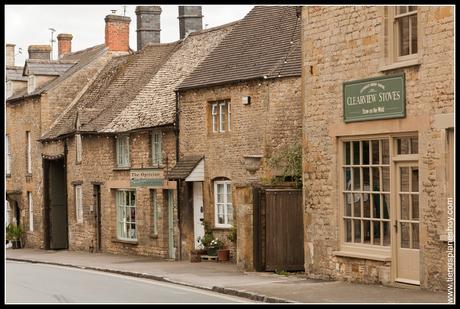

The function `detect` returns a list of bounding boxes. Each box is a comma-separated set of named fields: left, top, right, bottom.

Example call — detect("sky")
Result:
left=5, top=5, right=255, bottom=66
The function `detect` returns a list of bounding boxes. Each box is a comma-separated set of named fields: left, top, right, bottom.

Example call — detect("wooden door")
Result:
left=193, top=182, right=204, bottom=249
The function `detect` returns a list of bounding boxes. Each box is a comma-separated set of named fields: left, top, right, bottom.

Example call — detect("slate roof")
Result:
left=6, top=66, right=27, bottom=81
left=177, top=6, right=301, bottom=90
left=42, top=21, right=237, bottom=140
left=167, top=156, right=203, bottom=180
left=23, top=59, right=77, bottom=76
left=103, top=21, right=237, bottom=133
left=41, top=43, right=179, bottom=140
left=7, top=44, right=107, bottom=101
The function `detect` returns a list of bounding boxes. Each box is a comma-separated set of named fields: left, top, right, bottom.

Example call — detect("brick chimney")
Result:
left=28, top=45, right=52, bottom=60
left=6, top=44, right=15, bottom=66
left=105, top=14, right=131, bottom=52
left=178, top=6, right=203, bottom=39
left=57, top=33, right=73, bottom=58
left=135, top=6, right=161, bottom=51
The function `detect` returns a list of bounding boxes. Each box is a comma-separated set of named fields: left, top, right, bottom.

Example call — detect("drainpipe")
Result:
left=174, top=90, right=181, bottom=260
left=64, top=138, right=69, bottom=249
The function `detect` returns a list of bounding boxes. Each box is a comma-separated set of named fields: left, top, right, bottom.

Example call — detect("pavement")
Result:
left=5, top=248, right=449, bottom=304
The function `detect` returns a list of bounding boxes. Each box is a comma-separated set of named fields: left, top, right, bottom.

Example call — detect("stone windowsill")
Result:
left=333, top=250, right=391, bottom=262
left=111, top=238, right=138, bottom=245
left=113, top=167, right=131, bottom=171
left=379, top=58, right=421, bottom=72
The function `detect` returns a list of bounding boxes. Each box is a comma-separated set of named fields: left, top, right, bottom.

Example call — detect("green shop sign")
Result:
left=130, top=168, right=164, bottom=187
left=343, top=73, right=405, bottom=122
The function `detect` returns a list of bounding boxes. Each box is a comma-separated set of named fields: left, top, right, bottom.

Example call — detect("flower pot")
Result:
left=190, top=249, right=206, bottom=263
left=207, top=247, right=218, bottom=256
left=217, top=249, right=230, bottom=262
left=12, top=240, right=21, bottom=249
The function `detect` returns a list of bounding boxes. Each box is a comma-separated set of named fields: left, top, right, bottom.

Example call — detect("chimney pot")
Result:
left=135, top=6, right=162, bottom=50
left=28, top=45, right=52, bottom=60
left=105, top=14, right=131, bottom=52
left=57, top=33, right=73, bottom=58
left=178, top=6, right=203, bottom=39
left=6, top=44, right=15, bottom=66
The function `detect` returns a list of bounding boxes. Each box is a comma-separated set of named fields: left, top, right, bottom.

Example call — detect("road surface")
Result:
left=5, top=261, right=253, bottom=303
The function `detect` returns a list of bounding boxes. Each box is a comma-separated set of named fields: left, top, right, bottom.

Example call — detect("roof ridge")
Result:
left=188, top=19, right=241, bottom=37
left=61, top=43, right=105, bottom=58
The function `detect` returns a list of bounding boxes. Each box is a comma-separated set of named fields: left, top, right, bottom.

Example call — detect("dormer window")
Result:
left=27, top=75, right=36, bottom=94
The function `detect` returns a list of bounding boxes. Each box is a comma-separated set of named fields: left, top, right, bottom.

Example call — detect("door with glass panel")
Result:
left=395, top=162, right=420, bottom=284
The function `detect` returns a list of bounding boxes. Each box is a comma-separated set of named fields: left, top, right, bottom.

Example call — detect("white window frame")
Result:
left=6, top=134, right=11, bottom=175
left=211, top=103, right=218, bottom=133
left=27, top=75, right=36, bottom=94
left=76, top=134, right=82, bottom=164
left=152, top=130, right=162, bottom=165
left=6, top=81, right=13, bottom=98
left=394, top=6, right=418, bottom=61
left=214, top=180, right=233, bottom=228
left=116, top=190, right=137, bottom=241
left=26, top=131, right=32, bottom=174
left=28, top=192, right=33, bottom=231
left=116, top=134, right=130, bottom=168
left=75, top=185, right=83, bottom=224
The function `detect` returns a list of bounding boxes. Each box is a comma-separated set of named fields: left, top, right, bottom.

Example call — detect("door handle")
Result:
left=394, top=219, right=398, bottom=232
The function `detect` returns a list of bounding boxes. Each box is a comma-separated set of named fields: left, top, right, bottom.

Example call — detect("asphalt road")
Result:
left=5, top=261, right=253, bottom=304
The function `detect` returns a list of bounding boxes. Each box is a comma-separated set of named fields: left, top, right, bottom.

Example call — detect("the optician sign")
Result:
left=130, top=168, right=164, bottom=187
left=343, top=73, right=405, bottom=122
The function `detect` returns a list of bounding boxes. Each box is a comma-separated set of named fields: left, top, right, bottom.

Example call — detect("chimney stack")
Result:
left=6, top=44, right=15, bottom=66
left=105, top=14, right=131, bottom=52
left=57, top=33, right=73, bottom=58
left=135, top=6, right=161, bottom=51
left=178, top=6, right=203, bottom=39
left=28, top=45, right=52, bottom=60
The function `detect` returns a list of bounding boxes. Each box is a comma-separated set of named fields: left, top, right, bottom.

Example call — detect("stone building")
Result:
left=40, top=7, right=236, bottom=258
left=301, top=6, right=454, bottom=290
left=5, top=13, right=132, bottom=249
left=171, top=6, right=302, bottom=266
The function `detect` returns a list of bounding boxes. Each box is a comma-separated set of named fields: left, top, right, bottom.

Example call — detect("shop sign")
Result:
left=130, top=168, right=164, bottom=187
left=343, top=73, right=405, bottom=122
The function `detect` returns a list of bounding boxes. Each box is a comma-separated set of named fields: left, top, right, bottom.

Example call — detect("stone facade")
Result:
left=42, top=128, right=179, bottom=258
left=6, top=52, right=111, bottom=250
left=301, top=6, right=454, bottom=290
left=178, top=77, right=302, bottom=265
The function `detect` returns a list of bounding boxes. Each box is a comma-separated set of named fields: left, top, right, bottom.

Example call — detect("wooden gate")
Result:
left=254, top=188, right=304, bottom=272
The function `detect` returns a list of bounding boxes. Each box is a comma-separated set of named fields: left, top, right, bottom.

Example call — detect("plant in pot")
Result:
left=208, top=238, right=224, bottom=257
left=6, top=224, right=23, bottom=249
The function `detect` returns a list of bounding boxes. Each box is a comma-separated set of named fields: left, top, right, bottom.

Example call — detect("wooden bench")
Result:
left=200, top=255, right=218, bottom=262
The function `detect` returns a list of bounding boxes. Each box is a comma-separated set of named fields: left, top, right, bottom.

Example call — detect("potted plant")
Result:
left=207, top=238, right=224, bottom=256
left=6, top=224, right=23, bottom=249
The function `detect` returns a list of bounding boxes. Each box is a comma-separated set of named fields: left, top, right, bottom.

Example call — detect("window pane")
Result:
left=410, top=137, right=418, bottom=154
left=398, top=6, right=407, bottom=14
left=400, top=222, right=410, bottom=248
left=353, top=194, right=361, bottom=217
left=352, top=141, right=360, bottom=165
left=345, top=219, right=352, bottom=242
left=383, top=222, right=391, bottom=246
left=412, top=223, right=419, bottom=249
left=382, top=167, right=390, bottom=192
left=411, top=167, right=419, bottom=192
left=363, top=194, right=370, bottom=218
left=382, top=194, right=390, bottom=219
left=363, top=220, right=371, bottom=244
left=397, top=137, right=410, bottom=155
left=345, top=193, right=352, bottom=216
left=372, top=167, right=380, bottom=191
left=400, top=167, right=409, bottom=192
left=411, top=194, right=419, bottom=220
left=411, top=15, right=417, bottom=54
left=399, top=16, right=410, bottom=56
left=354, top=219, right=361, bottom=243
left=371, top=140, right=380, bottom=164
left=381, top=140, right=389, bottom=164
left=227, top=203, right=233, bottom=225
left=344, top=167, right=351, bottom=190
left=362, top=141, right=369, bottom=165
left=372, top=194, right=380, bottom=219
left=373, top=221, right=381, bottom=245
left=408, top=6, right=417, bottom=12
left=218, top=204, right=224, bottom=224
left=353, top=168, right=360, bottom=191
left=400, top=194, right=410, bottom=220
left=344, top=142, right=351, bottom=165
left=363, top=167, right=370, bottom=190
